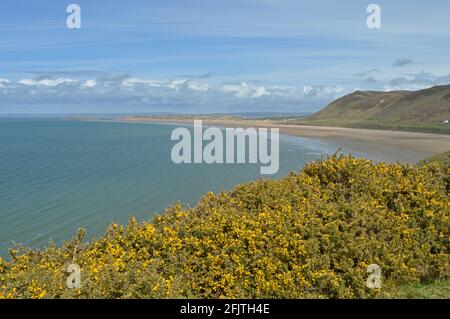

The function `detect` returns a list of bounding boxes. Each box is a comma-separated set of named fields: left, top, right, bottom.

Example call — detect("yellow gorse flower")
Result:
left=0, top=155, right=448, bottom=299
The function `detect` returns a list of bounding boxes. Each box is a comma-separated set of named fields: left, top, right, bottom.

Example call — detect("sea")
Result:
left=0, top=117, right=355, bottom=257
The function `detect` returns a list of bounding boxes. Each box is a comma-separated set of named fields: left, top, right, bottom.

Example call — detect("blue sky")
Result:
left=0, top=0, right=449, bottom=114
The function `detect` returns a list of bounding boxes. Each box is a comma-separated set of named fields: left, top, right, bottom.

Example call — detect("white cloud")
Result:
left=302, top=84, right=344, bottom=98
left=122, top=77, right=162, bottom=87
left=303, top=85, right=314, bottom=95
left=18, top=78, right=78, bottom=87
left=17, top=79, right=34, bottom=86
left=253, top=86, right=270, bottom=98
left=83, top=80, right=97, bottom=88
left=187, top=81, right=210, bottom=92
left=385, top=71, right=450, bottom=90
left=0, top=78, right=10, bottom=88
left=222, top=82, right=270, bottom=98
left=167, top=80, right=187, bottom=91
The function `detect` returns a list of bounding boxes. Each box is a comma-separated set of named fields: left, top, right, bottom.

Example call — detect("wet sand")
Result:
left=117, top=117, right=450, bottom=163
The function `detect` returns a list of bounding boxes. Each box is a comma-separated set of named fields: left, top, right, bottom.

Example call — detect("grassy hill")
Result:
left=288, top=85, right=450, bottom=134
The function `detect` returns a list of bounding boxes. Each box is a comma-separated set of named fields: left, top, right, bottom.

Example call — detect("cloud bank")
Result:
left=1, top=70, right=449, bottom=114
left=0, top=74, right=349, bottom=113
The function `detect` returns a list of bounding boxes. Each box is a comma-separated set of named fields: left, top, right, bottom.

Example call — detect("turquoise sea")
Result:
left=0, top=118, right=345, bottom=257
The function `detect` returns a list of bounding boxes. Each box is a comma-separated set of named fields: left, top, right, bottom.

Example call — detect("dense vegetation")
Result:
left=419, top=150, right=450, bottom=168
left=0, top=155, right=449, bottom=299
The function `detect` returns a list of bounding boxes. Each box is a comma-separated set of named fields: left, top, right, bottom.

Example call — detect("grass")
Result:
left=274, top=118, right=450, bottom=134
left=392, top=279, right=450, bottom=299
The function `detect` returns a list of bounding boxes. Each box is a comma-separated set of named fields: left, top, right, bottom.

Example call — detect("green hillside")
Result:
left=289, top=85, right=450, bottom=134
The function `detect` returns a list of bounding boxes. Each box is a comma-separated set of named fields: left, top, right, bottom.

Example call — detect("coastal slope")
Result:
left=1, top=155, right=448, bottom=298
left=297, top=84, right=450, bottom=133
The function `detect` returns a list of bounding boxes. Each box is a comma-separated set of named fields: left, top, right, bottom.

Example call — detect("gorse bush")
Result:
left=0, top=155, right=448, bottom=299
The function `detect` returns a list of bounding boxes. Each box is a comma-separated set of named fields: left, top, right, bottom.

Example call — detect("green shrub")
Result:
left=1, top=155, right=448, bottom=299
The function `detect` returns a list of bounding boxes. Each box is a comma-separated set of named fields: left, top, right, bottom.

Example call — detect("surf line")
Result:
left=170, top=120, right=280, bottom=175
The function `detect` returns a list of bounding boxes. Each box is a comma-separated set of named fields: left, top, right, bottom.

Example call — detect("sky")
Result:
left=0, top=0, right=449, bottom=114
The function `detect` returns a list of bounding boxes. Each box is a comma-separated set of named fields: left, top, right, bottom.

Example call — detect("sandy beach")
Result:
left=119, top=117, right=450, bottom=164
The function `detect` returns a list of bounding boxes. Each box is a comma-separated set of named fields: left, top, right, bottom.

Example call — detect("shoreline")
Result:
left=113, top=117, right=450, bottom=164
